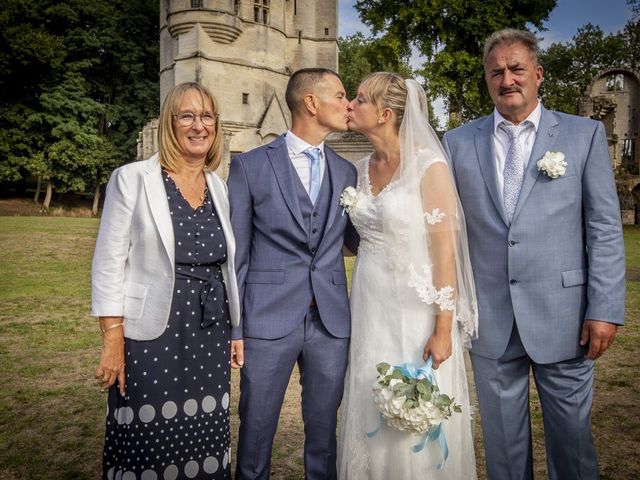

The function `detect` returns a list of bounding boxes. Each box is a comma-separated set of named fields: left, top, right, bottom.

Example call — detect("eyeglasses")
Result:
left=173, top=112, right=218, bottom=127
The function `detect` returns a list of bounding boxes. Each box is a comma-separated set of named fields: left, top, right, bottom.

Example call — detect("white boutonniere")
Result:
left=340, top=186, right=357, bottom=215
left=536, top=151, right=567, bottom=179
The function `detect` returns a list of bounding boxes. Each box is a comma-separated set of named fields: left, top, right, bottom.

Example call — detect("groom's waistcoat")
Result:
left=296, top=159, right=332, bottom=254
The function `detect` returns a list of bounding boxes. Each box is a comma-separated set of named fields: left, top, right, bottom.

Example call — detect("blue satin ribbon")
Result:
left=367, top=358, right=449, bottom=469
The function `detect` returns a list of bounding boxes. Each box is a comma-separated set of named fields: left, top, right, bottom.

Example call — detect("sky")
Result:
left=337, top=0, right=635, bottom=122
left=338, top=0, right=635, bottom=45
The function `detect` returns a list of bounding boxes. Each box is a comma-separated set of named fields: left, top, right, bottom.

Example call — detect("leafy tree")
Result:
left=338, top=33, right=439, bottom=129
left=354, top=0, right=557, bottom=127
left=339, top=33, right=413, bottom=98
left=540, top=23, right=637, bottom=114
left=0, top=0, right=158, bottom=212
left=621, top=17, right=640, bottom=71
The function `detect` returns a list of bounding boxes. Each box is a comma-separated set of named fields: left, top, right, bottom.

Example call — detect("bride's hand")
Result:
left=423, top=329, right=452, bottom=369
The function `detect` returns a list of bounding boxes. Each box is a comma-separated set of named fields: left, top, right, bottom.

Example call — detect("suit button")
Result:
left=313, top=212, right=318, bottom=217
left=310, top=247, right=316, bottom=253
left=312, top=228, right=318, bottom=234
left=510, top=279, right=518, bottom=285
left=508, top=240, right=517, bottom=246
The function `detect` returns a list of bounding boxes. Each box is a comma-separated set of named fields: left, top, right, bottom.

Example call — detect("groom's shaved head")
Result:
left=285, top=68, right=341, bottom=114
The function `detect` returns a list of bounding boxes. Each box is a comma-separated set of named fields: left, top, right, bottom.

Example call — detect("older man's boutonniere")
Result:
left=340, top=186, right=357, bottom=216
left=536, top=151, right=567, bottom=179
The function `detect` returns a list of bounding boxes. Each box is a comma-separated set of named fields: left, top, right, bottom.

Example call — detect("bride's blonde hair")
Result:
left=359, top=72, right=407, bottom=130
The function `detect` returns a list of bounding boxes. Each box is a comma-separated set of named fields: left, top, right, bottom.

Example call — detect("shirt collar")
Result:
left=285, top=130, right=325, bottom=156
left=493, top=100, right=542, bottom=135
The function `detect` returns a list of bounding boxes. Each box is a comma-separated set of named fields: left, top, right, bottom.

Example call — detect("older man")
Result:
left=443, top=29, right=625, bottom=480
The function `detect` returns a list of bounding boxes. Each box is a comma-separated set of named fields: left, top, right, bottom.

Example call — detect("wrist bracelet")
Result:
left=101, top=322, right=124, bottom=334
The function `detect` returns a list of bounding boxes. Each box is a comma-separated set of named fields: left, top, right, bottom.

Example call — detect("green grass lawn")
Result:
left=0, top=218, right=638, bottom=479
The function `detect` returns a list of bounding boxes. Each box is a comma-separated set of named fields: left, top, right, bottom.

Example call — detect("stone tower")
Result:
left=140, top=0, right=339, bottom=175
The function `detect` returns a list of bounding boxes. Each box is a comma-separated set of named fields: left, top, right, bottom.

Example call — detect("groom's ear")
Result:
left=303, top=93, right=318, bottom=115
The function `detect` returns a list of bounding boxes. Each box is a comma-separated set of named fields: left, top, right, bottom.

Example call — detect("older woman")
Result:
left=92, top=82, right=241, bottom=479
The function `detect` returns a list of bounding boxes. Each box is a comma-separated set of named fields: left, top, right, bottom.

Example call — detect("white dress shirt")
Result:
left=285, top=130, right=326, bottom=196
left=492, top=101, right=542, bottom=193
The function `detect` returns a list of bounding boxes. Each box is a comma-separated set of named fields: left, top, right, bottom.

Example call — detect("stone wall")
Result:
left=579, top=68, right=640, bottom=223
left=142, top=0, right=342, bottom=171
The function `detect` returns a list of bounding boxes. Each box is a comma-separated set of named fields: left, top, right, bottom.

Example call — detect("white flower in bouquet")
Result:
left=372, top=362, right=461, bottom=436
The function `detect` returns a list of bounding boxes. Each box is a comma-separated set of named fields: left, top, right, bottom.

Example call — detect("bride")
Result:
left=337, top=73, right=478, bottom=479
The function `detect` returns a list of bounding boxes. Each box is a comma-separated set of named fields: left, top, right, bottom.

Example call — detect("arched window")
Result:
left=606, top=74, right=624, bottom=91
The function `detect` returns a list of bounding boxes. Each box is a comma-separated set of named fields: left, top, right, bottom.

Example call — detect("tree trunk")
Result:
left=448, top=109, right=462, bottom=129
left=43, top=181, right=53, bottom=212
left=447, top=94, right=464, bottom=129
left=92, top=184, right=101, bottom=216
left=33, top=176, right=42, bottom=203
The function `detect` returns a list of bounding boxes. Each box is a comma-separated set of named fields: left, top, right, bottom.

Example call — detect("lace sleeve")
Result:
left=383, top=80, right=478, bottom=346
left=403, top=158, right=477, bottom=345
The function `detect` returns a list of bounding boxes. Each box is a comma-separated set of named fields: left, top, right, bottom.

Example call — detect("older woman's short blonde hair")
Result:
left=157, top=82, right=223, bottom=172
left=359, top=72, right=408, bottom=130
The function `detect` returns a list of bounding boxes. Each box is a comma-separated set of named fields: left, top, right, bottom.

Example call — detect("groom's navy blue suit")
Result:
left=443, top=105, right=625, bottom=479
left=228, top=134, right=357, bottom=479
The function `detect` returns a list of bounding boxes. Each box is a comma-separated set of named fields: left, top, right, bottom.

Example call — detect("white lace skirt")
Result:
left=338, top=250, right=477, bottom=479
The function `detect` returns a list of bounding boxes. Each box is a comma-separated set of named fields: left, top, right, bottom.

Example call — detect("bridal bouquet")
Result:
left=372, top=360, right=461, bottom=435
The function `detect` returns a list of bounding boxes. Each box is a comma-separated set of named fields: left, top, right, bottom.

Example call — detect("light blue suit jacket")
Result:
left=443, top=107, right=625, bottom=363
left=228, top=135, right=358, bottom=341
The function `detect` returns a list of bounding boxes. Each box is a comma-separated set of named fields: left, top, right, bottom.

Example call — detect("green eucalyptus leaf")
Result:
left=376, top=362, right=391, bottom=375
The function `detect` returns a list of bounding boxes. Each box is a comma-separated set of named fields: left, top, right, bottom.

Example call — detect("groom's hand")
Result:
left=231, top=339, right=244, bottom=369
left=580, top=320, right=618, bottom=360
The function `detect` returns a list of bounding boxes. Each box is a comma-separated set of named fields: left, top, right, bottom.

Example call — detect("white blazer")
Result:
left=91, top=154, right=240, bottom=341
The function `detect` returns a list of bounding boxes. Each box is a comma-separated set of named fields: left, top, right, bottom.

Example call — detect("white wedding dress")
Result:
left=337, top=155, right=477, bottom=479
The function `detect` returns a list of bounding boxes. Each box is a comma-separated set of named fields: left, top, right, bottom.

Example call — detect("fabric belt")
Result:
left=175, top=266, right=229, bottom=328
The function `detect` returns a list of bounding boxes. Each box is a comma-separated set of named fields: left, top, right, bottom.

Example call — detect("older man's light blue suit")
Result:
left=228, top=134, right=358, bottom=480
left=443, top=106, right=625, bottom=480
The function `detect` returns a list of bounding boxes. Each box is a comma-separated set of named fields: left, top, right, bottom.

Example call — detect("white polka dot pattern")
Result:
left=101, top=172, right=231, bottom=479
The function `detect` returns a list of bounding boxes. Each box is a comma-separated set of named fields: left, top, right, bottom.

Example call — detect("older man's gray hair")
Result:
left=483, top=29, right=542, bottom=67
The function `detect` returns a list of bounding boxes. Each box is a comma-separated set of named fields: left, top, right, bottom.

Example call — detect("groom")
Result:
left=443, top=29, right=625, bottom=479
left=228, top=68, right=358, bottom=479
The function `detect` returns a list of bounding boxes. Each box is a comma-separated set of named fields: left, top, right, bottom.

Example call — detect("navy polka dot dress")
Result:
left=102, top=172, right=231, bottom=480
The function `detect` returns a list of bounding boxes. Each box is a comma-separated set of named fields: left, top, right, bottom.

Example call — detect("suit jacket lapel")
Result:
left=267, top=137, right=306, bottom=233
left=474, top=116, right=509, bottom=225
left=143, top=155, right=175, bottom=262
left=511, top=107, right=560, bottom=223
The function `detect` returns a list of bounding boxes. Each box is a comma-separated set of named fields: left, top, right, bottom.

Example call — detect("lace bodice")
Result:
left=349, top=156, right=386, bottom=256
left=348, top=154, right=471, bottom=319
left=350, top=156, right=433, bottom=266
